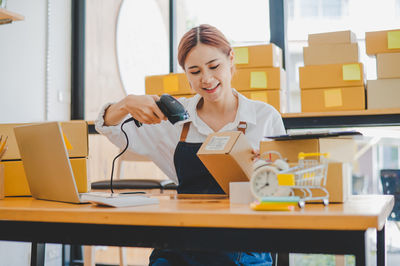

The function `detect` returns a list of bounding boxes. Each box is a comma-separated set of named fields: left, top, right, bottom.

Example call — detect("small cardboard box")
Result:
left=293, top=162, right=351, bottom=203
left=299, top=63, right=364, bottom=89
left=241, top=90, right=287, bottom=113
left=367, top=79, right=400, bottom=109
left=0, top=121, right=88, bottom=160
left=303, top=43, right=359, bottom=66
left=197, top=131, right=253, bottom=194
left=259, top=138, right=356, bottom=164
left=308, top=30, right=357, bottom=46
left=145, top=73, right=192, bottom=96
left=231, top=67, right=286, bottom=91
left=301, top=86, right=365, bottom=112
left=377, top=53, right=400, bottom=79
left=0, top=158, right=88, bottom=196
left=233, top=44, right=282, bottom=69
left=0, top=164, right=4, bottom=199
left=366, top=29, right=400, bottom=55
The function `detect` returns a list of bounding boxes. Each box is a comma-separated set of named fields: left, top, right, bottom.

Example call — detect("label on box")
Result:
left=342, top=64, right=361, bottom=81
left=233, top=47, right=249, bottom=64
left=205, top=136, right=230, bottom=151
left=388, top=31, right=400, bottom=49
left=250, top=72, right=267, bottom=88
left=324, top=89, right=343, bottom=107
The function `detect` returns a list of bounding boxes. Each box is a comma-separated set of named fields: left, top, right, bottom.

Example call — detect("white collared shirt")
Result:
left=95, top=90, right=286, bottom=183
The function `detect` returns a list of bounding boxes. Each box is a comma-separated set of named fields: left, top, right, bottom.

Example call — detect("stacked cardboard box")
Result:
left=231, top=44, right=286, bottom=112
left=299, top=30, right=365, bottom=112
left=145, top=72, right=193, bottom=97
left=0, top=121, right=89, bottom=196
left=366, top=29, right=400, bottom=109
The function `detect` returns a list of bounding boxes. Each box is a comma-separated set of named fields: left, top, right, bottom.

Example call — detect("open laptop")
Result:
left=14, top=122, right=159, bottom=207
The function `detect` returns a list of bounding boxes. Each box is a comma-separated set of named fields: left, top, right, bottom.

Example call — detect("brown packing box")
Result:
left=299, top=63, right=364, bottom=89
left=240, top=90, right=287, bottom=113
left=293, top=162, right=351, bottom=203
left=0, top=164, right=4, bottom=199
left=259, top=138, right=356, bottom=164
left=366, top=29, right=400, bottom=55
left=233, top=44, right=282, bottom=69
left=197, top=131, right=253, bottom=194
left=303, top=43, right=359, bottom=66
left=232, top=67, right=286, bottom=91
left=301, top=86, right=365, bottom=112
left=0, top=121, right=88, bottom=160
left=367, top=79, right=400, bottom=109
left=308, top=30, right=357, bottom=46
left=0, top=158, right=88, bottom=196
left=145, top=73, right=192, bottom=96
left=377, top=53, right=400, bottom=79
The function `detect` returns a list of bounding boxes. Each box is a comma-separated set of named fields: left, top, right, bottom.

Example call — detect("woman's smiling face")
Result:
left=184, top=43, right=234, bottom=102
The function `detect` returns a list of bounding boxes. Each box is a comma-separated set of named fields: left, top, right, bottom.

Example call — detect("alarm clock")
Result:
left=250, top=158, right=291, bottom=199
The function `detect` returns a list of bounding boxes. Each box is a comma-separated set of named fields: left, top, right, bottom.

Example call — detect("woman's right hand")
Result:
left=122, top=95, right=167, bottom=125
left=103, top=94, right=167, bottom=126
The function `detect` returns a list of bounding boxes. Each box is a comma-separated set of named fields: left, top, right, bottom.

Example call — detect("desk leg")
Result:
left=30, top=242, right=45, bottom=266
left=377, top=224, right=386, bottom=266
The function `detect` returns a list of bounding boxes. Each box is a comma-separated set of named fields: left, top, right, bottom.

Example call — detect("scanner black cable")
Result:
left=109, top=117, right=135, bottom=194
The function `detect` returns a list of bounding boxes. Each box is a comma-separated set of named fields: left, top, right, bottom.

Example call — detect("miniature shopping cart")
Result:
left=276, top=152, right=330, bottom=208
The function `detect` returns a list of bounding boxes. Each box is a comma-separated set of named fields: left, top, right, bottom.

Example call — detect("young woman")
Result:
left=96, top=24, right=285, bottom=265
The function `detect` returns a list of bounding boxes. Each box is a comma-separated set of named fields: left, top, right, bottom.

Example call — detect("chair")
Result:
left=87, top=150, right=177, bottom=266
left=380, top=169, right=400, bottom=221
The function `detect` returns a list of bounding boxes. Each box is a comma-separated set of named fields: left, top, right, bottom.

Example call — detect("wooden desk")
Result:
left=0, top=195, right=394, bottom=266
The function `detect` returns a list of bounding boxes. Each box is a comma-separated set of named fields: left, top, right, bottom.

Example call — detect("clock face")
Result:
left=251, top=166, right=279, bottom=198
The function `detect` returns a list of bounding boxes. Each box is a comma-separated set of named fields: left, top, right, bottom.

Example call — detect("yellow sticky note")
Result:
left=163, top=75, right=179, bottom=93
left=324, top=89, right=343, bottom=108
left=388, top=31, right=400, bottom=49
left=62, top=132, right=73, bottom=150
left=342, top=64, right=361, bottom=81
left=250, top=92, right=268, bottom=103
left=250, top=71, right=267, bottom=88
left=277, top=174, right=295, bottom=186
left=233, top=47, right=249, bottom=64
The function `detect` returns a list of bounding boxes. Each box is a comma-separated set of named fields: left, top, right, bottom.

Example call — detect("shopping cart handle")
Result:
left=298, top=152, right=330, bottom=160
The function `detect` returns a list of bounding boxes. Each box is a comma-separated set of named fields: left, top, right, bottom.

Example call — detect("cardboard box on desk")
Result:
left=233, top=44, right=282, bottom=69
left=0, top=121, right=88, bottom=160
left=145, top=73, right=192, bottom=96
left=377, top=53, right=400, bottom=79
left=367, top=79, right=400, bottom=109
left=293, top=162, right=351, bottom=203
left=303, top=43, right=359, bottom=66
left=197, top=131, right=253, bottom=194
left=299, top=63, right=364, bottom=89
left=301, top=86, right=365, bottom=112
left=308, top=30, right=357, bottom=46
left=232, top=67, right=286, bottom=91
left=0, top=158, right=88, bottom=196
left=366, top=29, right=400, bottom=55
left=240, top=90, right=287, bottom=113
left=259, top=138, right=356, bottom=164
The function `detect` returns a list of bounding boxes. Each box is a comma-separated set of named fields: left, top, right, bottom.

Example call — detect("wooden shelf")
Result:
left=0, top=8, right=24, bottom=25
left=282, top=108, right=400, bottom=129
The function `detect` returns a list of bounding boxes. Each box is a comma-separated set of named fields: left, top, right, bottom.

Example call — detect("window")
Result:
left=116, top=0, right=169, bottom=95
left=176, top=0, right=270, bottom=71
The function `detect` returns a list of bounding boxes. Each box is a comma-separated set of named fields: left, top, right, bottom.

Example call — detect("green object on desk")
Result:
left=260, top=196, right=300, bottom=203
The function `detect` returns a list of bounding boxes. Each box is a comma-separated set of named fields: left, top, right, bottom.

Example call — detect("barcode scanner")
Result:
left=109, top=94, right=189, bottom=193
left=125, top=94, right=190, bottom=127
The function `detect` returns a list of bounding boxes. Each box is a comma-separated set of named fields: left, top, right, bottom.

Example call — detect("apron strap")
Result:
left=180, top=122, right=191, bottom=142
left=237, top=121, right=247, bottom=134
left=179, top=121, right=247, bottom=142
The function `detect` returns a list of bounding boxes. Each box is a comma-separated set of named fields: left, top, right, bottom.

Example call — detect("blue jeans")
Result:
left=149, top=249, right=273, bottom=266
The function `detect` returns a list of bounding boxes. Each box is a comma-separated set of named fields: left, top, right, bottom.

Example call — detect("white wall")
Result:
left=0, top=0, right=70, bottom=264
left=0, top=0, right=71, bottom=123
